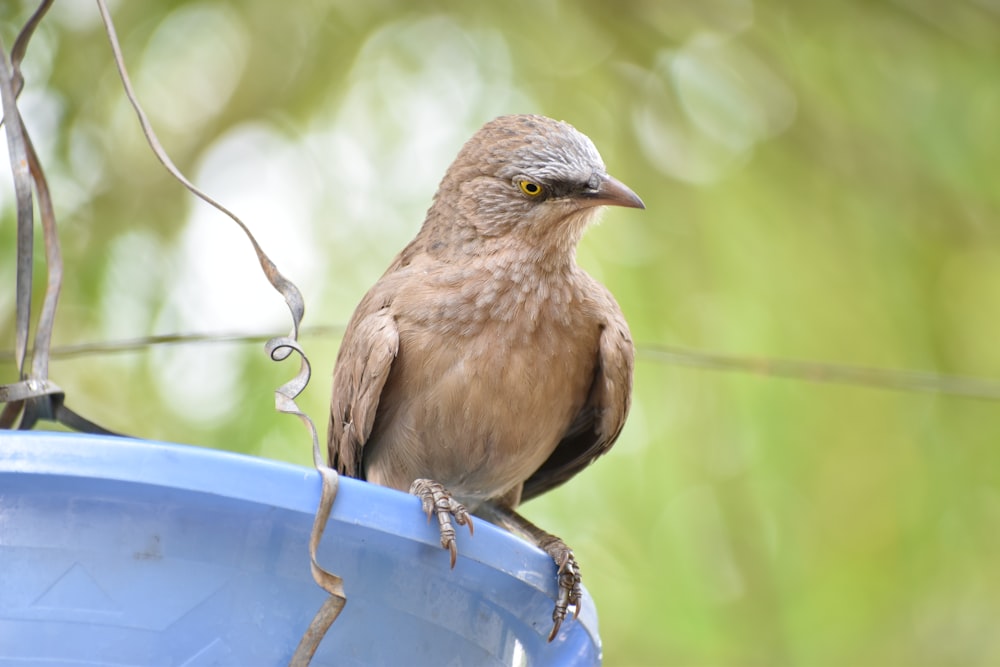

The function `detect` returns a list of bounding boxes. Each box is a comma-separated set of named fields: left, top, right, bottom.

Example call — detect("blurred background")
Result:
left=3, top=0, right=1000, bottom=664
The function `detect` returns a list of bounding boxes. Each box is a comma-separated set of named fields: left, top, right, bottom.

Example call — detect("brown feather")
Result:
left=326, top=114, right=640, bottom=513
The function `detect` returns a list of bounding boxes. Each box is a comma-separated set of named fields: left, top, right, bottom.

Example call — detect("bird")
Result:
left=328, top=113, right=642, bottom=641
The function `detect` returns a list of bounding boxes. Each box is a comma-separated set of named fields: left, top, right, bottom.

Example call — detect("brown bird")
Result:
left=328, top=114, right=642, bottom=640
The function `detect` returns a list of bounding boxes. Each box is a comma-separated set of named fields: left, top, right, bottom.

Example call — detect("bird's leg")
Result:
left=478, top=503, right=583, bottom=642
left=409, top=478, right=474, bottom=568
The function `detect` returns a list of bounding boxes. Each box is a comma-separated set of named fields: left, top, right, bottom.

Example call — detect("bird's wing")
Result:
left=327, top=289, right=400, bottom=479
left=520, top=313, right=634, bottom=502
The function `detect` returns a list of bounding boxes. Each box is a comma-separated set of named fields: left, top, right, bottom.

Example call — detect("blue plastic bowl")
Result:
left=0, top=432, right=600, bottom=666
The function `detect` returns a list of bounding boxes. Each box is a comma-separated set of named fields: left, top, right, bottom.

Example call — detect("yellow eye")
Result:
left=518, top=180, right=544, bottom=197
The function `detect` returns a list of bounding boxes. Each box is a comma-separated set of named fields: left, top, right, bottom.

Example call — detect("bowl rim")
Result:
left=0, top=430, right=601, bottom=647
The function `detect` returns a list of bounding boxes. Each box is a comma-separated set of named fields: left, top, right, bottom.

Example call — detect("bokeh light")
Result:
left=3, top=1, right=1000, bottom=664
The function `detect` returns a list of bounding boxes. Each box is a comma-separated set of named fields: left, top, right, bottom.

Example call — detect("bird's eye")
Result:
left=518, top=180, right=544, bottom=197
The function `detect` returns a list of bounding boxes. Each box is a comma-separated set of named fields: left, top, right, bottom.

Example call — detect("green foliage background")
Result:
left=3, top=1, right=1000, bottom=664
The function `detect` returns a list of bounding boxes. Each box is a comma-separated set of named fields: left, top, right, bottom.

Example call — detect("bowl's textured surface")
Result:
left=0, top=432, right=600, bottom=666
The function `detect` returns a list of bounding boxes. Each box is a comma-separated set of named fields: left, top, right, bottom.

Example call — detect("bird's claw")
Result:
left=540, top=536, right=582, bottom=642
left=409, top=478, right=474, bottom=569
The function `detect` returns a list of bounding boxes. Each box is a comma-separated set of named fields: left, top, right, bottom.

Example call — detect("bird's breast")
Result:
left=362, top=269, right=601, bottom=507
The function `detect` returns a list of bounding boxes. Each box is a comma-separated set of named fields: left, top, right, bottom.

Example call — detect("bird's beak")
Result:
left=581, top=174, right=645, bottom=210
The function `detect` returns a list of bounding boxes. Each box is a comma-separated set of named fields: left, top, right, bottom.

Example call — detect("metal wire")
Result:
left=5, top=328, right=999, bottom=401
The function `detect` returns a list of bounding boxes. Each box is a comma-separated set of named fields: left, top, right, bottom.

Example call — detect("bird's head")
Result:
left=427, top=115, right=644, bottom=262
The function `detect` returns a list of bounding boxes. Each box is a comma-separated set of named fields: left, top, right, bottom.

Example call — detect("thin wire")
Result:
left=639, top=344, right=1000, bottom=401
left=24, top=111, right=63, bottom=380
left=0, top=326, right=345, bottom=360
left=9, top=0, right=54, bottom=97
left=0, top=32, right=34, bottom=379
left=92, top=3, right=345, bottom=655
left=0, top=0, right=53, bottom=127
left=94, top=0, right=305, bottom=339
left=4, top=329, right=999, bottom=401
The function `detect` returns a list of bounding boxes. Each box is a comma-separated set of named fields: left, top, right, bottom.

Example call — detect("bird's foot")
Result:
left=409, top=478, right=475, bottom=568
left=538, top=534, right=582, bottom=642
left=473, top=505, right=584, bottom=642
